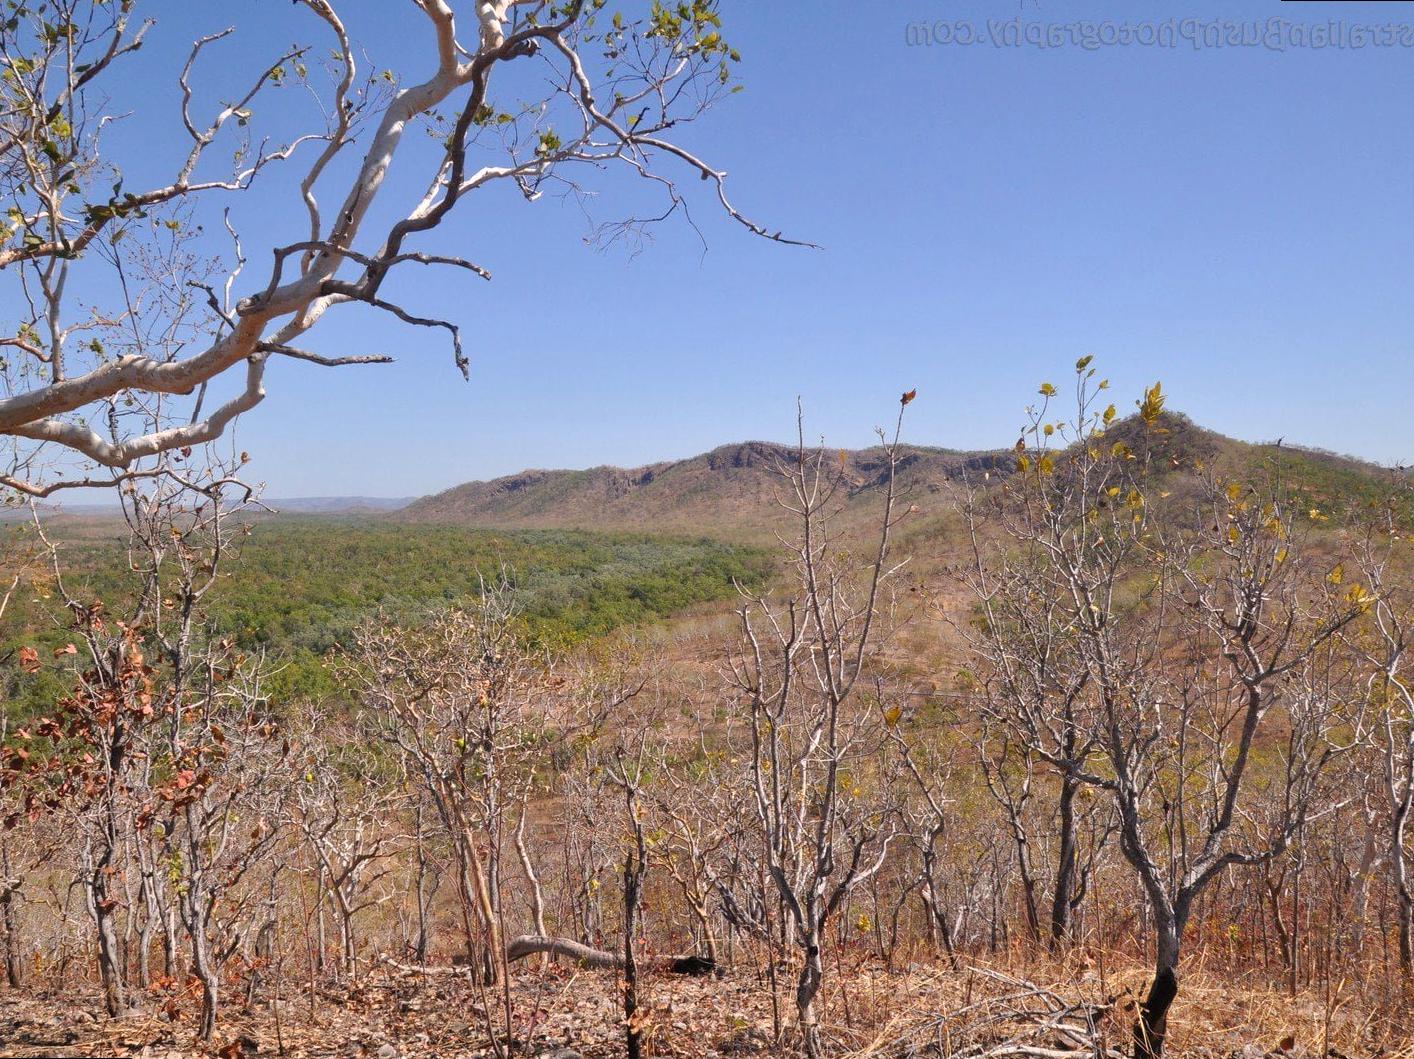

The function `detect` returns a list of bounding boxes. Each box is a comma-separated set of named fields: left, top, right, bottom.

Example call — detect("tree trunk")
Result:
left=181, top=816, right=219, bottom=1039
left=796, top=937, right=824, bottom=1059
left=1, top=841, right=21, bottom=989
left=623, top=854, right=643, bottom=1059
left=514, top=803, right=549, bottom=968
left=1011, top=828, right=1041, bottom=946
left=315, top=864, right=327, bottom=974
left=191, top=924, right=218, bottom=1040
left=90, top=871, right=127, bottom=1017
left=340, top=904, right=357, bottom=980
left=1049, top=774, right=1079, bottom=947
left=920, top=832, right=959, bottom=968
left=1389, top=805, right=1414, bottom=977
left=161, top=904, right=179, bottom=978
left=1133, top=927, right=1180, bottom=1059
left=2, top=898, right=19, bottom=989
left=1, top=895, right=20, bottom=989
left=413, top=798, right=434, bottom=964
left=1266, top=876, right=1294, bottom=974
left=136, top=909, right=153, bottom=989
left=1397, top=885, right=1413, bottom=976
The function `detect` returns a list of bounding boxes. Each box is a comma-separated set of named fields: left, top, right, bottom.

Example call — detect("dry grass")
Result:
left=1, top=951, right=1409, bottom=1059
left=841, top=962, right=1412, bottom=1058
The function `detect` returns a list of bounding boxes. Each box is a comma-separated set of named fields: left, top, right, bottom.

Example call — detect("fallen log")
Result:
left=507, top=936, right=715, bottom=975
left=381, top=936, right=715, bottom=977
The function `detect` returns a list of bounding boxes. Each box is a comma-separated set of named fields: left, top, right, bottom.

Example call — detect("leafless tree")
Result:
left=955, top=490, right=1110, bottom=949
left=345, top=589, right=529, bottom=987
left=1349, top=490, right=1414, bottom=974
left=962, top=362, right=1369, bottom=1057
left=292, top=707, right=405, bottom=981
left=726, top=397, right=912, bottom=1058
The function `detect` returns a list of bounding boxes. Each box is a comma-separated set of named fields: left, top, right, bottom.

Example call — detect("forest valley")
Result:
left=0, top=368, right=1412, bottom=1059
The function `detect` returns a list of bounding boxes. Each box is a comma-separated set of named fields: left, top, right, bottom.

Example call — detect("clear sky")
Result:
left=49, top=0, right=1414, bottom=496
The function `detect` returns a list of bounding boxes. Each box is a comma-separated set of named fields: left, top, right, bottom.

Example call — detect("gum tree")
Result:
left=0, top=0, right=805, bottom=497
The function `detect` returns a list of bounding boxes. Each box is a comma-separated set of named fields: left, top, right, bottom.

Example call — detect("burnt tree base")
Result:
left=1133, top=966, right=1178, bottom=1059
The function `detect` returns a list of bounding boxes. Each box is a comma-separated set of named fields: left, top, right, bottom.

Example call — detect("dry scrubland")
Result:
left=1, top=2, right=1408, bottom=1057
left=3, top=386, right=1414, bottom=1059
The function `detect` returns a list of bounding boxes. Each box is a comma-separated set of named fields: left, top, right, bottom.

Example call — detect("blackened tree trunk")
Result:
left=1049, top=772, right=1080, bottom=947
left=623, top=851, right=644, bottom=1059
left=1133, top=913, right=1182, bottom=1059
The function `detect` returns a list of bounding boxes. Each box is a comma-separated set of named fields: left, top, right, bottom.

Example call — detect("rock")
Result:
left=377, top=1045, right=399, bottom=1059
left=535, top=1049, right=583, bottom=1059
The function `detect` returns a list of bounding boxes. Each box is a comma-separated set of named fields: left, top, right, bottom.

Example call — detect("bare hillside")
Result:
left=400, top=416, right=1403, bottom=537
left=401, top=440, right=1015, bottom=535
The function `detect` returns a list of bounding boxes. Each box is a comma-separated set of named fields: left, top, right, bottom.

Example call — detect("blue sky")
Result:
left=56, top=1, right=1414, bottom=496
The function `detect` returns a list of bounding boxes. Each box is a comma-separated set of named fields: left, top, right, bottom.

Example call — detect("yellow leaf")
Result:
left=1075, top=355, right=1093, bottom=371
left=1227, top=525, right=1240, bottom=544
left=1326, top=564, right=1343, bottom=586
left=1139, top=382, right=1165, bottom=425
left=1103, top=404, right=1116, bottom=425
left=883, top=705, right=902, bottom=728
left=1039, top=382, right=1057, bottom=397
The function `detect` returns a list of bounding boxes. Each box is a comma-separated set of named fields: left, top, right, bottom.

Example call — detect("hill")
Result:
left=400, top=417, right=1404, bottom=536
left=402, top=441, right=1015, bottom=536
